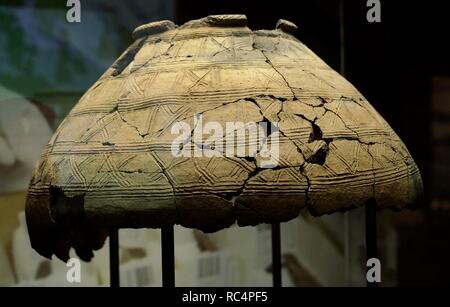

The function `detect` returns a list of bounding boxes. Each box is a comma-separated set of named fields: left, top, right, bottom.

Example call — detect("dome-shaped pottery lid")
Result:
left=26, top=15, right=423, bottom=261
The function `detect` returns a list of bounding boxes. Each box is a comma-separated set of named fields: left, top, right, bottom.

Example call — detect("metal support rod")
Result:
left=365, top=200, right=378, bottom=287
left=344, top=211, right=352, bottom=285
left=109, top=228, right=120, bottom=287
left=271, top=223, right=282, bottom=287
left=161, top=225, right=175, bottom=287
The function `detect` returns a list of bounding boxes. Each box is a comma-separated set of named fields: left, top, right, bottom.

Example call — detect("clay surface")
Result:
left=26, top=15, right=423, bottom=261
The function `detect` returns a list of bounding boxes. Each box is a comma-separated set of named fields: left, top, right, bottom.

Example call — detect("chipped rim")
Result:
left=132, top=20, right=178, bottom=40
left=131, top=15, right=299, bottom=40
